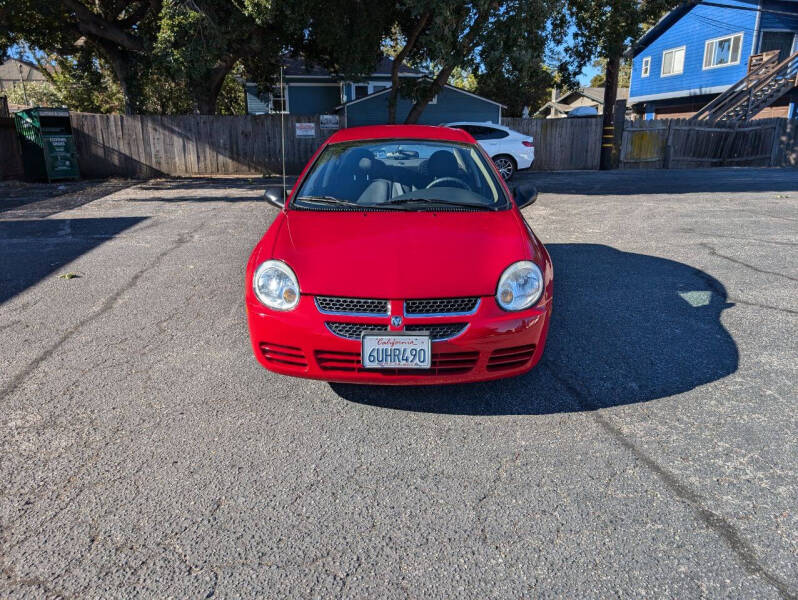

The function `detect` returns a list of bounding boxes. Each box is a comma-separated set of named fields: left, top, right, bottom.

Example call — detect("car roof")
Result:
left=326, top=125, right=475, bottom=145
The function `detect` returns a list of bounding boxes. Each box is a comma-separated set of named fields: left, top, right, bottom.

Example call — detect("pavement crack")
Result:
left=0, top=221, right=205, bottom=401
left=542, top=358, right=798, bottom=600
left=701, top=243, right=798, bottom=282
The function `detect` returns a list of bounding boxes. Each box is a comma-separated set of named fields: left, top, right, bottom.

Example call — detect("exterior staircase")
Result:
left=690, top=50, right=798, bottom=123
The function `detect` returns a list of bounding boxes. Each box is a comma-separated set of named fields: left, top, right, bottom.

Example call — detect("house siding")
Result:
left=244, top=84, right=270, bottom=115
left=630, top=0, right=759, bottom=102
left=343, top=87, right=500, bottom=127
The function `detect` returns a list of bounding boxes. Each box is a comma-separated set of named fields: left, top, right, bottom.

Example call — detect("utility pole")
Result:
left=18, top=62, right=30, bottom=107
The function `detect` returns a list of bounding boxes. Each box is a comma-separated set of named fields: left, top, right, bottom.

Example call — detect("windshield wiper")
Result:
left=295, top=195, right=358, bottom=207
left=382, top=197, right=497, bottom=211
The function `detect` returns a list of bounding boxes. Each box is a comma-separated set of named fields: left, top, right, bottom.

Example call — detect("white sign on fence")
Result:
left=295, top=122, right=316, bottom=137
left=320, top=114, right=340, bottom=130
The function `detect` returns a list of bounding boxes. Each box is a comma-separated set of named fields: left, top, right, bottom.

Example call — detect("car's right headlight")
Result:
left=496, top=260, right=544, bottom=311
left=253, top=260, right=300, bottom=310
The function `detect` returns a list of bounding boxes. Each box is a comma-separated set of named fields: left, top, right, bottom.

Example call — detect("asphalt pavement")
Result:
left=1, top=168, right=796, bottom=598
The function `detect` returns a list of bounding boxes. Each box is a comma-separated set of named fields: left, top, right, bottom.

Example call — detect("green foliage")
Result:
left=589, top=58, right=631, bottom=88
left=4, top=81, right=61, bottom=106
left=386, top=0, right=565, bottom=123
left=216, top=63, right=247, bottom=115
left=45, top=52, right=125, bottom=113
left=559, top=0, right=680, bottom=80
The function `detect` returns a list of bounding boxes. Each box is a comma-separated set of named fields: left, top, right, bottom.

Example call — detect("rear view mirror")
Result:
left=264, top=185, right=286, bottom=209
left=512, top=184, right=538, bottom=209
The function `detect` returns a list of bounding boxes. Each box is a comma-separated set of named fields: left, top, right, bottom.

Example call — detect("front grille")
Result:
left=315, top=296, right=388, bottom=315
left=325, top=322, right=389, bottom=340
left=315, top=349, right=479, bottom=376
left=487, top=344, right=536, bottom=371
left=404, top=297, right=479, bottom=315
left=259, top=341, right=308, bottom=368
left=404, top=323, right=468, bottom=340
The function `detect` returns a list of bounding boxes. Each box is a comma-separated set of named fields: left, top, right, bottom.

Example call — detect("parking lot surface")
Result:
left=1, top=169, right=796, bottom=598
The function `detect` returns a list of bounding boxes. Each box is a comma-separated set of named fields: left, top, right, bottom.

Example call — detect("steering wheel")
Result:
left=426, top=177, right=470, bottom=190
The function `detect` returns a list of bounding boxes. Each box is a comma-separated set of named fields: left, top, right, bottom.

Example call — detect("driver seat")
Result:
left=426, top=150, right=460, bottom=183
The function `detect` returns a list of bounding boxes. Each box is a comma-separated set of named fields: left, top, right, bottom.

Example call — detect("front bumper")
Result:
left=246, top=295, right=551, bottom=385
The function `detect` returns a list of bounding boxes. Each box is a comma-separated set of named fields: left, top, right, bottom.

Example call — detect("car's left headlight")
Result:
left=496, top=260, right=544, bottom=311
left=253, top=260, right=300, bottom=310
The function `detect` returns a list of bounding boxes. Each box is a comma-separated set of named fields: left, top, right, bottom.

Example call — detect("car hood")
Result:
left=267, top=209, right=533, bottom=298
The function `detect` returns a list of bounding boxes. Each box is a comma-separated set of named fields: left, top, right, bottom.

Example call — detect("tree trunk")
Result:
left=404, top=64, right=456, bottom=124
left=102, top=47, right=137, bottom=114
left=600, top=53, right=620, bottom=170
left=387, top=12, right=430, bottom=124
left=195, top=58, right=236, bottom=114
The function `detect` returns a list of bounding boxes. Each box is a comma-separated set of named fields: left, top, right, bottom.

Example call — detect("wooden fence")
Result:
left=70, top=112, right=337, bottom=178
left=619, top=118, right=794, bottom=169
left=0, top=112, right=793, bottom=180
left=503, top=117, right=603, bottom=170
left=0, top=117, right=24, bottom=180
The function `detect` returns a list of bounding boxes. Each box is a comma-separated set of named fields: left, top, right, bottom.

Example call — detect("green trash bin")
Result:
left=14, top=107, right=80, bottom=182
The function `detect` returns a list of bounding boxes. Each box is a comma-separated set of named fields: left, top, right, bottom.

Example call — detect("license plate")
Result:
left=362, top=333, right=431, bottom=369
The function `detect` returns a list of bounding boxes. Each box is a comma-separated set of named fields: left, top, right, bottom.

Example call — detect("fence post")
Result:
left=663, top=120, right=674, bottom=169
left=770, top=119, right=784, bottom=167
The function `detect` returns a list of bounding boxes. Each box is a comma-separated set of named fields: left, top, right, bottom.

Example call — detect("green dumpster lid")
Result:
left=18, top=107, right=70, bottom=118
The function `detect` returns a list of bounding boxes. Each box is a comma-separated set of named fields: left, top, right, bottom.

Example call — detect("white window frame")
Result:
left=641, top=56, right=651, bottom=78
left=269, top=83, right=289, bottom=114
left=661, top=46, right=686, bottom=77
left=703, top=32, right=744, bottom=70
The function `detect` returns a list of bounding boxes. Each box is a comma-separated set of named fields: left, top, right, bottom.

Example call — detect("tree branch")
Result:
left=59, top=0, right=146, bottom=51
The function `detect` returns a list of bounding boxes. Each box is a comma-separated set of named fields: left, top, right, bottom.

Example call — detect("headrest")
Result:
left=428, top=150, right=458, bottom=177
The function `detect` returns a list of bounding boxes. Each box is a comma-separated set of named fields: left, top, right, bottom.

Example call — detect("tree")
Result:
left=384, top=0, right=563, bottom=124
left=560, top=0, right=679, bottom=168
left=0, top=0, right=162, bottom=113
left=589, top=58, right=631, bottom=88
left=154, top=0, right=284, bottom=114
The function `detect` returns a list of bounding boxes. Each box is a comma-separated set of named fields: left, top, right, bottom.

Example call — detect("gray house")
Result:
left=245, top=57, right=505, bottom=125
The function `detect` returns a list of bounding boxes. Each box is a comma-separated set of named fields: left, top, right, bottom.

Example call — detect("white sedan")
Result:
left=444, top=121, right=534, bottom=180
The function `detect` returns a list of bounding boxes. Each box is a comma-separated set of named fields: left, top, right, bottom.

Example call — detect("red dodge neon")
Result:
left=246, top=125, right=552, bottom=384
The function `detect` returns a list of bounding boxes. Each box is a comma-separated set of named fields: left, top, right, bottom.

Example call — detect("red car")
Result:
left=246, top=125, right=552, bottom=385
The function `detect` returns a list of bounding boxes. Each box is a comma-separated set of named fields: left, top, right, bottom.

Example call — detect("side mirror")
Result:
left=513, top=183, right=538, bottom=209
left=264, top=185, right=286, bottom=209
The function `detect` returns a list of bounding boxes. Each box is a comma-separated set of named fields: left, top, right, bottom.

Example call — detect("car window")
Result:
left=462, top=125, right=509, bottom=141
left=293, top=140, right=508, bottom=210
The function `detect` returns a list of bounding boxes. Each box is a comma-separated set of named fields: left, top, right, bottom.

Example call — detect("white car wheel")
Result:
left=493, top=156, right=515, bottom=181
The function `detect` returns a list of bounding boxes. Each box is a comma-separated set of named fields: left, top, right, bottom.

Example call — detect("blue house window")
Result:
left=661, top=46, right=685, bottom=76
left=703, top=33, right=743, bottom=69
left=641, top=57, right=651, bottom=78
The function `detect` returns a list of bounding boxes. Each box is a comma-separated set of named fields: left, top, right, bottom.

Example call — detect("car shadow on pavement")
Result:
left=0, top=217, right=148, bottom=306
left=331, top=244, right=739, bottom=415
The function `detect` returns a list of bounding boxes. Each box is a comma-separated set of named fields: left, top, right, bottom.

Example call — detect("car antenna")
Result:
left=280, top=64, right=287, bottom=203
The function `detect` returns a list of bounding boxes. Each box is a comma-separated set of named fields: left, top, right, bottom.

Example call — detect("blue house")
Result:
left=627, top=0, right=798, bottom=119
left=336, top=82, right=505, bottom=126
left=244, top=57, right=504, bottom=125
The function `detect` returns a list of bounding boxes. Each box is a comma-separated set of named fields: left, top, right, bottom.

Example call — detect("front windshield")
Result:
left=292, top=140, right=508, bottom=210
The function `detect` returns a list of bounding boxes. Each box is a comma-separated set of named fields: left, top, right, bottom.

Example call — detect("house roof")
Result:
left=534, top=87, right=630, bottom=115
left=334, top=81, right=507, bottom=110
left=0, top=58, right=50, bottom=82
left=283, top=55, right=423, bottom=78
left=625, top=2, right=695, bottom=58
left=554, top=87, right=629, bottom=105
